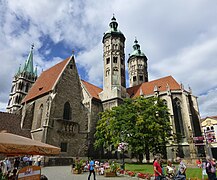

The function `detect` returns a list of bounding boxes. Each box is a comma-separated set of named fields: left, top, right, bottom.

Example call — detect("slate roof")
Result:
left=0, top=112, right=31, bottom=138
left=127, top=76, right=181, bottom=98
left=22, top=57, right=70, bottom=103
left=81, top=80, right=102, bottom=100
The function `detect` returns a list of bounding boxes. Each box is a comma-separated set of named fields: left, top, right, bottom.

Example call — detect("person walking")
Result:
left=88, top=158, right=96, bottom=180
left=206, top=156, right=216, bottom=180
left=153, top=155, right=163, bottom=180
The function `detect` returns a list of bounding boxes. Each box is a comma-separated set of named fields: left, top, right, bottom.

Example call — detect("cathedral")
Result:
left=5, top=16, right=204, bottom=162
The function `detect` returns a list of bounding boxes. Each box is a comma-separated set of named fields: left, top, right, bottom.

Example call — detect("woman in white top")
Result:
left=166, top=159, right=175, bottom=179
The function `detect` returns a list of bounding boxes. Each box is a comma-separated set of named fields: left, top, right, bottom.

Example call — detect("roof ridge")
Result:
left=145, top=75, right=173, bottom=84
left=43, top=57, right=70, bottom=73
left=22, top=57, right=71, bottom=103
left=81, top=79, right=102, bottom=90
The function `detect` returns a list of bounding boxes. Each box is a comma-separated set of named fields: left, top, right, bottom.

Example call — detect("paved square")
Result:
left=41, top=166, right=131, bottom=180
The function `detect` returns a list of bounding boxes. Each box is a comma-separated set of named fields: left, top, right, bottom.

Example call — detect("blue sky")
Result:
left=1, top=0, right=217, bottom=117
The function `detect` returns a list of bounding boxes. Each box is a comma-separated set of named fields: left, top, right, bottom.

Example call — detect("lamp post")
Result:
left=204, top=129, right=213, bottom=158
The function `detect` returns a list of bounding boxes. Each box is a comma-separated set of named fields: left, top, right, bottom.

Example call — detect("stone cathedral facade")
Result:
left=6, top=16, right=204, bottom=161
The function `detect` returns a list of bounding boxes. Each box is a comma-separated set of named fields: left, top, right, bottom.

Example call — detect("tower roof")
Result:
left=103, top=15, right=125, bottom=43
left=23, top=44, right=34, bottom=74
left=16, top=44, right=37, bottom=77
left=128, top=38, right=146, bottom=61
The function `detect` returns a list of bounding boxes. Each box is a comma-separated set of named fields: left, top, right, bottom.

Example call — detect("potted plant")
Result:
left=104, top=161, right=118, bottom=177
left=73, top=159, right=83, bottom=174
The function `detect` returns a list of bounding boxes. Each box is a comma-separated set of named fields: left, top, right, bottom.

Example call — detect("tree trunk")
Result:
left=145, top=146, right=150, bottom=163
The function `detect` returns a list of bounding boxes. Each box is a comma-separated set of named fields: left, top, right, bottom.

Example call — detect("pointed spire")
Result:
left=34, top=65, right=38, bottom=77
left=129, top=37, right=145, bottom=58
left=180, top=83, right=184, bottom=91
left=188, top=85, right=192, bottom=94
left=109, top=14, right=118, bottom=31
left=154, top=85, right=159, bottom=93
left=17, top=64, right=21, bottom=75
left=71, top=49, right=75, bottom=57
left=23, top=44, right=34, bottom=74
left=166, top=83, right=171, bottom=96
left=166, top=83, right=170, bottom=91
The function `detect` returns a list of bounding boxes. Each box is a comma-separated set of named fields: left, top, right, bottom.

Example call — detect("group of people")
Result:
left=0, top=155, right=43, bottom=179
left=153, top=155, right=186, bottom=180
left=154, top=155, right=217, bottom=180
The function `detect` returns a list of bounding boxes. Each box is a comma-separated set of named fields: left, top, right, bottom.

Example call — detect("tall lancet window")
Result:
left=173, top=98, right=185, bottom=139
left=25, top=83, right=29, bottom=92
left=63, top=102, right=71, bottom=120
left=36, top=104, right=43, bottom=128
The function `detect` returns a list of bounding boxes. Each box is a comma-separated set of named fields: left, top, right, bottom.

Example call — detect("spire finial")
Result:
left=72, top=49, right=75, bottom=56
left=111, top=13, right=116, bottom=21
left=31, top=43, right=34, bottom=50
left=134, top=37, right=138, bottom=44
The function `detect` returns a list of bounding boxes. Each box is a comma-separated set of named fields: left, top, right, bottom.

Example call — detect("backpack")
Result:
left=206, top=162, right=215, bottom=174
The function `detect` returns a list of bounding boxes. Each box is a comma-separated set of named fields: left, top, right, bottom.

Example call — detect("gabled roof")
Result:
left=22, top=57, right=70, bottom=103
left=0, top=112, right=31, bottom=138
left=81, top=80, right=102, bottom=100
left=127, top=76, right=181, bottom=98
left=201, top=116, right=217, bottom=121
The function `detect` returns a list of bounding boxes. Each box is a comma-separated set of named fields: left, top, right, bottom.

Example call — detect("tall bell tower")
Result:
left=99, top=16, right=127, bottom=110
left=7, top=45, right=37, bottom=113
left=128, top=38, right=148, bottom=87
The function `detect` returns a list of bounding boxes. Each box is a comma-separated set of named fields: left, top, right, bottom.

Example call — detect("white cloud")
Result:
left=199, top=88, right=217, bottom=118
left=0, top=0, right=217, bottom=117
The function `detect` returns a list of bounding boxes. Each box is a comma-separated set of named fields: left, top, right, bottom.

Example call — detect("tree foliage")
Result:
left=94, top=97, right=172, bottom=159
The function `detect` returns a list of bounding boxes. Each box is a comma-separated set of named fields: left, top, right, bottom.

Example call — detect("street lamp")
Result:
left=204, top=129, right=213, bottom=158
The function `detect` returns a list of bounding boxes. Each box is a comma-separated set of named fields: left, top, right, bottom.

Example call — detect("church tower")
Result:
left=99, top=16, right=127, bottom=109
left=128, top=38, right=148, bottom=87
left=7, top=45, right=37, bottom=113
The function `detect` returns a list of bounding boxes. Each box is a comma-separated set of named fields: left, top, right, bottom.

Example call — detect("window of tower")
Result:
left=113, top=67, right=118, bottom=75
left=11, top=85, right=15, bottom=93
left=133, top=76, right=137, bottom=82
left=113, top=57, right=118, bottom=63
left=8, top=98, right=11, bottom=106
left=145, top=77, right=148, bottom=82
left=139, top=76, right=143, bottom=81
left=106, top=58, right=110, bottom=64
left=106, top=68, right=110, bottom=77
left=25, top=83, right=29, bottom=92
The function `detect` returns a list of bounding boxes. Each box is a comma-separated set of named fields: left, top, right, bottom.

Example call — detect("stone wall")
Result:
left=46, top=57, right=88, bottom=157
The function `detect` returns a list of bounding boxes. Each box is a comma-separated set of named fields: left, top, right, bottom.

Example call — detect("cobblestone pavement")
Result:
left=41, top=166, right=131, bottom=180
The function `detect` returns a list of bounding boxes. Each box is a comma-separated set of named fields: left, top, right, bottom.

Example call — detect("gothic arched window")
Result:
left=36, top=104, right=43, bottom=129
left=63, top=102, right=71, bottom=120
left=113, top=67, right=118, bottom=75
left=173, top=98, right=185, bottom=139
left=113, top=57, right=118, bottom=63
left=25, top=83, right=29, bottom=92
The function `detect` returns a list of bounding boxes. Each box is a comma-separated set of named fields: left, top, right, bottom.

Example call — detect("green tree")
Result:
left=94, top=97, right=172, bottom=162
